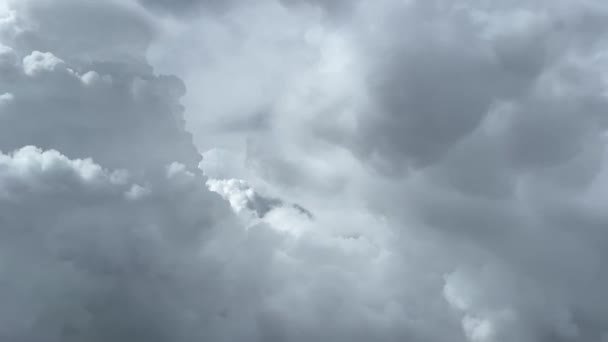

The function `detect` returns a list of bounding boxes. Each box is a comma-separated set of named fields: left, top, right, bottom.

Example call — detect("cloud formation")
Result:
left=3, top=0, right=608, bottom=341
left=151, top=0, right=608, bottom=341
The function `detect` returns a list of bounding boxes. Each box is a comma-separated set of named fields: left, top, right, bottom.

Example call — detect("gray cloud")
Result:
left=149, top=0, right=608, bottom=341
left=5, top=0, right=608, bottom=341
left=137, top=0, right=353, bottom=19
left=8, top=0, right=155, bottom=63
left=279, top=0, right=357, bottom=20
left=344, top=1, right=608, bottom=173
left=0, top=1, right=457, bottom=341
left=137, top=0, right=238, bottom=16
left=0, top=50, right=200, bottom=175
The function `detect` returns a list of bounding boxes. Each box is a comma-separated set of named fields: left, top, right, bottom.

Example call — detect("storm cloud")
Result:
left=2, top=0, right=608, bottom=341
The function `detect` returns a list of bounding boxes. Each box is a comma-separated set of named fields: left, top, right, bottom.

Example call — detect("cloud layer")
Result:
left=3, top=0, right=608, bottom=341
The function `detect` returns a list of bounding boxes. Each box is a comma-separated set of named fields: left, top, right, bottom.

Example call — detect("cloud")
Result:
left=22, top=50, right=64, bottom=76
left=0, top=43, right=16, bottom=66
left=0, top=146, right=243, bottom=341
left=206, top=177, right=313, bottom=220
left=335, top=1, right=608, bottom=173
left=0, top=91, right=13, bottom=107
left=0, top=1, right=457, bottom=341
left=279, top=0, right=357, bottom=19
left=0, top=46, right=200, bottom=174
left=137, top=0, right=238, bottom=16
left=7, top=0, right=155, bottom=62
left=149, top=0, right=608, bottom=341
left=5, top=0, right=608, bottom=341
left=137, top=0, right=351, bottom=19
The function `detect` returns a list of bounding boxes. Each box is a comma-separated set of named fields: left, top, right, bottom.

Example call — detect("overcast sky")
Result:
left=2, top=0, right=608, bottom=341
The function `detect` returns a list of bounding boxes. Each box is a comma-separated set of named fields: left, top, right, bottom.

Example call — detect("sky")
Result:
left=1, top=0, right=608, bottom=341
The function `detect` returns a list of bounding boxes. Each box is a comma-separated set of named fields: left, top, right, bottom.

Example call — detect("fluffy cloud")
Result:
left=22, top=50, right=64, bottom=76
left=0, top=146, right=243, bottom=341
left=0, top=14, right=200, bottom=174
left=206, top=177, right=313, bottom=220
left=5, top=0, right=608, bottom=341
left=0, top=1, right=454, bottom=341
left=150, top=0, right=608, bottom=341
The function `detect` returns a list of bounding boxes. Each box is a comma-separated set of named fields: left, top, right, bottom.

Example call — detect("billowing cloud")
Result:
left=0, top=1, right=454, bottom=341
left=150, top=0, right=608, bottom=341
left=206, top=177, right=313, bottom=220
left=5, top=0, right=608, bottom=341
left=0, top=3, right=200, bottom=175
left=0, top=146, right=241, bottom=341
left=22, top=50, right=64, bottom=76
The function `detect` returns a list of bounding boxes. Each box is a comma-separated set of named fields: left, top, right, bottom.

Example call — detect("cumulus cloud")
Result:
left=0, top=1, right=452, bottom=341
left=0, top=146, right=242, bottom=341
left=206, top=177, right=313, bottom=220
left=0, top=45, right=200, bottom=174
left=149, top=0, right=608, bottom=341
left=22, top=50, right=64, bottom=76
left=5, top=0, right=608, bottom=341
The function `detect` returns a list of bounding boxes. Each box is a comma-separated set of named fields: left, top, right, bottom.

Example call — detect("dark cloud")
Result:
left=347, top=1, right=603, bottom=172
left=279, top=0, right=357, bottom=19
left=10, top=0, right=155, bottom=63
left=138, top=0, right=237, bottom=16
left=0, top=54, right=199, bottom=176
left=138, top=0, right=354, bottom=19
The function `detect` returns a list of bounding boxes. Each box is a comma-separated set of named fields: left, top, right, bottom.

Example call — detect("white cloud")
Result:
left=0, top=91, right=13, bottom=107
left=462, top=316, right=495, bottom=342
left=78, top=70, right=113, bottom=86
left=0, top=145, right=126, bottom=195
left=124, top=183, right=151, bottom=200
left=22, top=50, right=65, bottom=76
left=206, top=178, right=259, bottom=214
